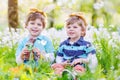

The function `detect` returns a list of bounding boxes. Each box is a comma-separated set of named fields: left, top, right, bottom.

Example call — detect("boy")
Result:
left=52, top=12, right=98, bottom=75
left=16, top=9, right=54, bottom=64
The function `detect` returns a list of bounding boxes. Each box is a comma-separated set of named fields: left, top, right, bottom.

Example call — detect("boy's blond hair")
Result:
left=25, top=8, right=46, bottom=28
left=66, top=12, right=87, bottom=36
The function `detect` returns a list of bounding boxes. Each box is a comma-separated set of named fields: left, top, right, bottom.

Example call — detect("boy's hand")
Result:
left=71, top=58, right=83, bottom=66
left=71, top=58, right=89, bottom=66
left=21, top=48, right=30, bottom=60
left=51, top=60, right=69, bottom=69
left=51, top=63, right=64, bottom=70
left=32, top=48, right=41, bottom=58
left=61, top=60, right=71, bottom=67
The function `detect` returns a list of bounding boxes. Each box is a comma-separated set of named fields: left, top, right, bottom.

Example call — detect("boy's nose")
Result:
left=33, top=24, right=38, bottom=28
left=69, top=28, right=74, bottom=31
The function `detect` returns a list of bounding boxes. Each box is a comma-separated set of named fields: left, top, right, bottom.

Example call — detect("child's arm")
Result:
left=56, top=56, right=63, bottom=63
left=71, top=53, right=98, bottom=66
left=84, top=42, right=98, bottom=72
left=32, top=48, right=41, bottom=58
left=16, top=54, right=23, bottom=64
left=32, top=48, right=54, bottom=62
left=56, top=56, right=70, bottom=66
left=16, top=47, right=30, bottom=64
left=88, top=53, right=98, bottom=73
left=71, top=58, right=89, bottom=66
left=43, top=37, right=55, bottom=62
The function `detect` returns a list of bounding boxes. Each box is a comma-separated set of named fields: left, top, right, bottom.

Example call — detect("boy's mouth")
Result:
left=69, top=32, right=74, bottom=35
left=31, top=29, right=39, bottom=33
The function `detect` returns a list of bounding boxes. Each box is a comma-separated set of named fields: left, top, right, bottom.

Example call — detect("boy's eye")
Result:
left=67, top=26, right=71, bottom=29
left=73, top=26, right=77, bottom=28
left=30, top=22, right=34, bottom=25
left=37, top=23, right=42, bottom=26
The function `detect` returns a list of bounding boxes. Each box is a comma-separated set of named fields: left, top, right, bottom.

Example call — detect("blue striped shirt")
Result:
left=57, top=37, right=96, bottom=62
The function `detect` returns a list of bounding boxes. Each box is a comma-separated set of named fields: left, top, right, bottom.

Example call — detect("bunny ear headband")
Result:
left=69, top=12, right=87, bottom=26
left=29, top=8, right=46, bottom=18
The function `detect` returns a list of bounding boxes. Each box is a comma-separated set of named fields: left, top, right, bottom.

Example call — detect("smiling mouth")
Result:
left=31, top=29, right=39, bottom=32
left=69, top=32, right=74, bottom=35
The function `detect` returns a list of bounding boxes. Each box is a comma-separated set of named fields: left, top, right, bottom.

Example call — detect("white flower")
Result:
left=110, top=66, right=114, bottom=70
left=115, top=54, right=120, bottom=59
left=98, top=78, right=106, bottom=80
left=93, top=1, right=104, bottom=10
left=118, top=64, right=120, bottom=67
left=99, top=23, right=104, bottom=27
left=116, top=76, right=120, bottom=80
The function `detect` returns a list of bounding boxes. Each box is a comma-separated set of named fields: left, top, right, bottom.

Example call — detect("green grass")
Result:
left=0, top=31, right=120, bottom=80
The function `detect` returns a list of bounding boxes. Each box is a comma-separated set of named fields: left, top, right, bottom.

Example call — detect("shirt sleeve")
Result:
left=44, top=37, right=54, bottom=53
left=84, top=42, right=96, bottom=54
left=16, top=40, right=24, bottom=57
left=56, top=56, right=63, bottom=63
left=15, top=40, right=25, bottom=64
left=88, top=54, right=98, bottom=73
left=56, top=44, right=64, bottom=57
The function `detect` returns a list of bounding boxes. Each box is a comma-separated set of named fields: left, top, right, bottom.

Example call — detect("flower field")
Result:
left=0, top=25, right=120, bottom=80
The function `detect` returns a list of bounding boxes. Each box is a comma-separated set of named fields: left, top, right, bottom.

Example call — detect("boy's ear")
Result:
left=81, top=30, right=86, bottom=36
left=25, top=23, right=28, bottom=28
left=25, top=25, right=28, bottom=28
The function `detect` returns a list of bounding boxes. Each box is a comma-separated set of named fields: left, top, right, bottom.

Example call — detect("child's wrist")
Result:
left=80, top=59, right=84, bottom=63
left=20, top=53, right=24, bottom=60
left=82, top=58, right=89, bottom=64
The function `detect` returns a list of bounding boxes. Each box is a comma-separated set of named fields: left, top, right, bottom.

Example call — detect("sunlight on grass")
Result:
left=0, top=26, right=120, bottom=80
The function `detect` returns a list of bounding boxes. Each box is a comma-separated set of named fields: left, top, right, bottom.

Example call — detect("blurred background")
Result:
left=1, top=0, right=120, bottom=31
left=0, top=1, right=120, bottom=80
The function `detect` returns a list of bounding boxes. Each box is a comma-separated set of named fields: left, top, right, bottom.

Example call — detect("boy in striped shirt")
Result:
left=52, top=12, right=98, bottom=76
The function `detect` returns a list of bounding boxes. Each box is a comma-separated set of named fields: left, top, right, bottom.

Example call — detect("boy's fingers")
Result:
left=33, top=48, right=41, bottom=57
left=71, top=62, right=74, bottom=66
left=21, top=53, right=26, bottom=60
left=33, top=48, right=41, bottom=53
left=51, top=64, right=58, bottom=69
left=71, top=60, right=78, bottom=66
left=51, top=63, right=64, bottom=69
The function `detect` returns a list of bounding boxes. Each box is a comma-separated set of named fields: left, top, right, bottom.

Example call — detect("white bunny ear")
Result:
left=43, top=4, right=55, bottom=13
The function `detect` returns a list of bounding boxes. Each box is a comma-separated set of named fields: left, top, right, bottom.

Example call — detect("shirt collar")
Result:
left=37, top=35, right=43, bottom=40
left=27, top=35, right=42, bottom=41
left=66, top=36, right=84, bottom=45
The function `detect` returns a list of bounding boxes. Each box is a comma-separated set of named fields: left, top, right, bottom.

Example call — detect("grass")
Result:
left=0, top=29, right=120, bottom=80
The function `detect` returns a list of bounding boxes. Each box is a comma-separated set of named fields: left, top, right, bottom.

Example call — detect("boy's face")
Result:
left=66, top=22, right=82, bottom=40
left=26, top=19, right=43, bottom=37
